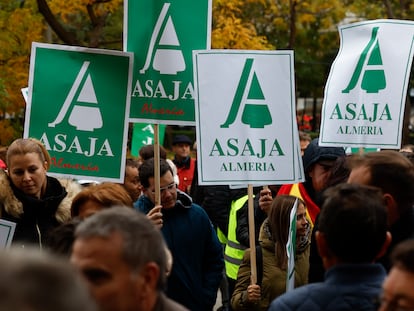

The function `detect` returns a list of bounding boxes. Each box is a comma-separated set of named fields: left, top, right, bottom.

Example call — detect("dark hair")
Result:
left=299, top=131, right=311, bottom=142
left=47, top=218, right=81, bottom=258
left=126, top=158, right=140, bottom=169
left=324, top=155, right=350, bottom=188
left=318, top=183, right=388, bottom=263
left=138, top=158, right=173, bottom=188
left=348, top=150, right=414, bottom=214
left=139, top=145, right=167, bottom=161
left=75, top=207, right=167, bottom=290
left=390, top=240, right=414, bottom=274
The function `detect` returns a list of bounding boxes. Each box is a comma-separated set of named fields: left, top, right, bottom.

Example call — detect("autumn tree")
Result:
left=0, top=0, right=45, bottom=145
left=212, top=0, right=274, bottom=49
left=0, top=0, right=124, bottom=144
left=2, top=0, right=414, bottom=142
left=37, top=0, right=123, bottom=48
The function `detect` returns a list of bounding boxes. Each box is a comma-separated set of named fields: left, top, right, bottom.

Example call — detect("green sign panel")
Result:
left=125, top=0, right=211, bottom=124
left=130, top=123, right=166, bottom=157
left=25, top=43, right=133, bottom=182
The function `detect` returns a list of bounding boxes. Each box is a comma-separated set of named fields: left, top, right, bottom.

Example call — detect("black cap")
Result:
left=172, top=135, right=192, bottom=146
left=302, top=138, right=345, bottom=172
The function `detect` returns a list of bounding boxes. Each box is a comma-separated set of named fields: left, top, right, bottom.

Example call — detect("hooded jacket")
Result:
left=135, top=190, right=224, bottom=311
left=0, top=170, right=81, bottom=248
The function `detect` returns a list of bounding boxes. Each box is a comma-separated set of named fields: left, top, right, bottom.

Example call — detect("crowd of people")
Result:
left=0, top=133, right=414, bottom=311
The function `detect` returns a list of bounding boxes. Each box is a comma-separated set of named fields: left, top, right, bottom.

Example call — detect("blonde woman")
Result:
left=0, top=138, right=81, bottom=248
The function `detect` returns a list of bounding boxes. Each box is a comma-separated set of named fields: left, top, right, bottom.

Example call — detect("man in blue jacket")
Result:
left=135, top=157, right=224, bottom=311
left=268, top=183, right=391, bottom=311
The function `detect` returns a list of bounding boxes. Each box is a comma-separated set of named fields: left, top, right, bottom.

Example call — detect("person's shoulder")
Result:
left=0, top=169, right=11, bottom=195
left=269, top=283, right=324, bottom=310
left=134, top=195, right=153, bottom=213
left=0, top=170, right=20, bottom=217
left=154, top=293, right=189, bottom=311
left=57, top=178, right=82, bottom=197
left=156, top=293, right=189, bottom=311
left=188, top=202, right=210, bottom=218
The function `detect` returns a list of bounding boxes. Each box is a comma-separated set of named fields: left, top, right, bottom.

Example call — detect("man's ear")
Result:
left=315, top=231, right=336, bottom=269
left=383, top=193, right=399, bottom=226
left=315, top=231, right=328, bottom=258
left=375, top=231, right=392, bottom=261
left=307, top=164, right=315, bottom=179
left=136, top=262, right=160, bottom=299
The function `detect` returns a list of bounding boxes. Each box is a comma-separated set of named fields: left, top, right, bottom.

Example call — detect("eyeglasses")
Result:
left=151, top=182, right=176, bottom=195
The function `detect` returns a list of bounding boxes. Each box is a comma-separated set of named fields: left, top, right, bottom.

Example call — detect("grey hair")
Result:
left=0, top=247, right=97, bottom=311
left=75, top=207, right=167, bottom=289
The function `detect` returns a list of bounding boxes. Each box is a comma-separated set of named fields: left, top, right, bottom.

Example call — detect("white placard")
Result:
left=320, top=19, right=414, bottom=149
left=0, top=219, right=16, bottom=249
left=194, top=50, right=303, bottom=185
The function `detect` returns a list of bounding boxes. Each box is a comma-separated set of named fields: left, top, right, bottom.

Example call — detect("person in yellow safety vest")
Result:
left=224, top=194, right=250, bottom=302
left=217, top=227, right=228, bottom=244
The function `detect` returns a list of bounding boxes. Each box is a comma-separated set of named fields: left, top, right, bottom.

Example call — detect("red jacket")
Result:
left=176, top=157, right=196, bottom=194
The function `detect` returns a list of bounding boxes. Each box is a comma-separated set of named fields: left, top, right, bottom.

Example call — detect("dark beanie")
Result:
left=302, top=138, right=345, bottom=172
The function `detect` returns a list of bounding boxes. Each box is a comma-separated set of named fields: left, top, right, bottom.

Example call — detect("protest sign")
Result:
left=125, top=0, right=211, bottom=124
left=0, top=219, right=16, bottom=249
left=320, top=19, right=414, bottom=148
left=286, top=198, right=298, bottom=292
left=193, top=50, right=303, bottom=185
left=130, top=123, right=166, bottom=157
left=25, top=43, right=133, bottom=182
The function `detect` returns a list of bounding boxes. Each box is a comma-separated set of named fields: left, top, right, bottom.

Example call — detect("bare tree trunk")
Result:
left=383, top=0, right=395, bottom=18
left=87, top=4, right=107, bottom=48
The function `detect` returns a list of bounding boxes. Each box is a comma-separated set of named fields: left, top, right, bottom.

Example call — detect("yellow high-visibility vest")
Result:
left=224, top=195, right=250, bottom=280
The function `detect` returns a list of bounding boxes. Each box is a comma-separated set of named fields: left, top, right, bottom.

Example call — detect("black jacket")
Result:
left=0, top=171, right=80, bottom=248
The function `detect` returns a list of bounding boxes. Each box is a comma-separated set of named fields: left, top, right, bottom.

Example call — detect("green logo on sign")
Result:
left=342, top=27, right=386, bottom=94
left=127, top=0, right=210, bottom=122
left=49, top=61, right=103, bottom=131
left=140, top=3, right=185, bottom=75
left=221, top=58, right=272, bottom=129
left=27, top=44, right=131, bottom=180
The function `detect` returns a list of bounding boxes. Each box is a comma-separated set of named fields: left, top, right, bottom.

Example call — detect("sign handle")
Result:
left=248, top=184, right=257, bottom=285
left=153, top=124, right=161, bottom=205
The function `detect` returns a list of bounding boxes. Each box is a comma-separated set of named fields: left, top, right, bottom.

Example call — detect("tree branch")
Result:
left=87, top=3, right=108, bottom=47
left=383, top=0, right=395, bottom=18
left=36, top=0, right=78, bottom=45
